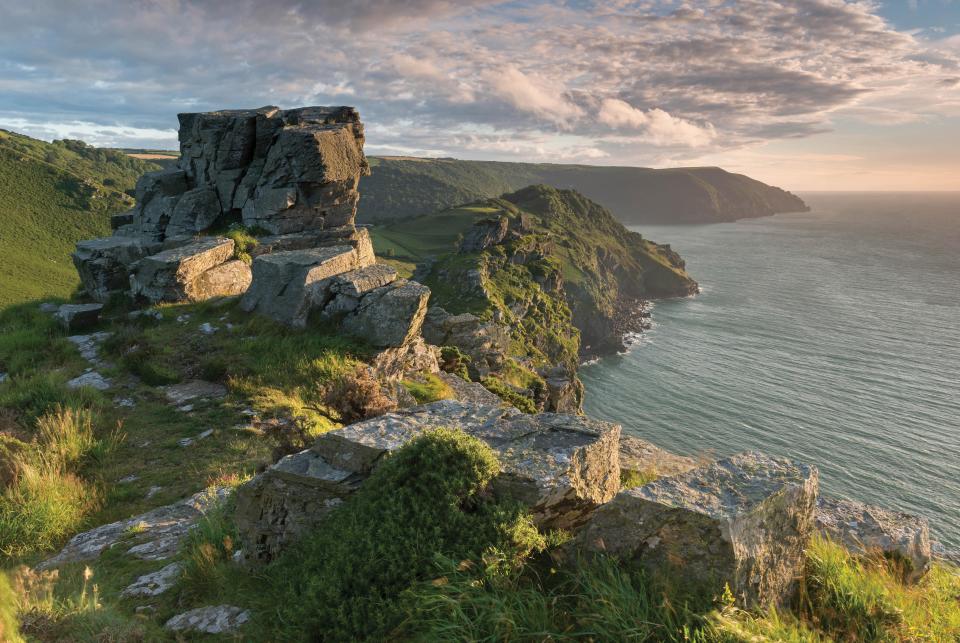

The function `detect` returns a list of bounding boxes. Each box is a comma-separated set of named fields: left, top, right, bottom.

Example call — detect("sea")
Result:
left=580, top=193, right=960, bottom=548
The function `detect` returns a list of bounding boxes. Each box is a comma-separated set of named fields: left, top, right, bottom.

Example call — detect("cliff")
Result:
left=411, top=184, right=698, bottom=412
left=358, top=157, right=809, bottom=225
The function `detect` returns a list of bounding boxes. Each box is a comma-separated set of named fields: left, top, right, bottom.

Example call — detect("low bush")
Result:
left=263, top=428, right=544, bottom=641
left=322, top=365, right=397, bottom=423
left=481, top=375, right=537, bottom=414
left=438, top=345, right=471, bottom=380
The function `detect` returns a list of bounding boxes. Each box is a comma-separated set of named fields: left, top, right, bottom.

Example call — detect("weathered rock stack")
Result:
left=71, top=106, right=432, bottom=362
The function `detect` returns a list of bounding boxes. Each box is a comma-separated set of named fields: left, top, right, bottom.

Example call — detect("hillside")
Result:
left=0, top=131, right=162, bottom=306
left=376, top=185, right=698, bottom=413
left=358, top=157, right=808, bottom=225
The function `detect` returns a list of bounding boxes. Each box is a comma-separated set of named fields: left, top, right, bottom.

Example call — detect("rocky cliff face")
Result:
left=417, top=185, right=698, bottom=413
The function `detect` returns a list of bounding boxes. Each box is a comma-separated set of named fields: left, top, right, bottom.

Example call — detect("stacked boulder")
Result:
left=71, top=106, right=432, bottom=358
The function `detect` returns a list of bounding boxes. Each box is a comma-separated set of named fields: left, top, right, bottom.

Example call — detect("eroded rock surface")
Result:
left=619, top=434, right=697, bottom=479
left=816, top=496, right=932, bottom=580
left=165, top=605, right=250, bottom=635
left=129, top=237, right=236, bottom=303
left=54, top=303, right=103, bottom=332
left=39, top=488, right=231, bottom=569
left=340, top=279, right=431, bottom=347
left=121, top=562, right=183, bottom=598
left=575, top=451, right=818, bottom=608
left=236, top=400, right=620, bottom=562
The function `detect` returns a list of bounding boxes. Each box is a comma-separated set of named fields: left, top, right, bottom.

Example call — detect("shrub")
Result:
left=322, top=365, right=397, bottom=423
left=264, top=428, right=543, bottom=641
left=620, top=467, right=658, bottom=490
left=438, top=345, right=471, bottom=380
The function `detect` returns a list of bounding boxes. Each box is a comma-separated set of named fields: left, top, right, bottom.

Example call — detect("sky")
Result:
left=1, top=0, right=958, bottom=191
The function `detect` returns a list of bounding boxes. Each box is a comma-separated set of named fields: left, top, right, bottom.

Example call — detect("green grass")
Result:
left=0, top=130, right=160, bottom=306
left=402, top=373, right=455, bottom=404
left=369, top=205, right=501, bottom=262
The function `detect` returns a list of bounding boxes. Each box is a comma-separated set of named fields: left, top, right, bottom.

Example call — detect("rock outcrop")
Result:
left=235, top=400, right=621, bottom=563
left=575, top=452, right=818, bottom=608
left=72, top=105, right=371, bottom=306
left=816, top=496, right=932, bottom=580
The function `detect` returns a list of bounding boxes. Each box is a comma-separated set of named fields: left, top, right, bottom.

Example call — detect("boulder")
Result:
left=240, top=245, right=371, bottom=327
left=121, top=562, right=183, bottom=598
left=332, top=264, right=397, bottom=298
left=132, top=168, right=188, bottom=241
left=437, top=372, right=503, bottom=407
left=72, top=237, right=152, bottom=302
left=575, top=451, right=818, bottom=608
left=236, top=401, right=620, bottom=562
left=233, top=449, right=363, bottom=563
left=53, top=303, right=103, bottom=332
left=190, top=259, right=252, bottom=299
left=816, top=496, right=931, bottom=580
left=340, top=279, right=430, bottom=348
left=129, top=237, right=235, bottom=303
left=618, top=435, right=697, bottom=479
left=164, top=186, right=221, bottom=238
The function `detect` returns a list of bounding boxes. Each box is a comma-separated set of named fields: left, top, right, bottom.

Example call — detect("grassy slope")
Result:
left=0, top=131, right=161, bottom=306
left=358, top=157, right=809, bottom=225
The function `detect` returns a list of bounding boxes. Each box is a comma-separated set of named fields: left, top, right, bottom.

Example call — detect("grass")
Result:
left=402, top=372, right=455, bottom=404
left=369, top=204, right=502, bottom=262
left=620, top=467, right=659, bottom=490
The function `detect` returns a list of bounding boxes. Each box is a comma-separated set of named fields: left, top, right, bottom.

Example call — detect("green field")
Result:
left=0, top=131, right=160, bottom=306
left=369, top=204, right=501, bottom=261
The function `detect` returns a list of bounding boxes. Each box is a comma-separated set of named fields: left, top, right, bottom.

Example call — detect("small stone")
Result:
left=39, top=302, right=60, bottom=313
left=121, top=562, right=182, bottom=597
left=145, top=486, right=162, bottom=499
left=135, top=605, right=156, bottom=615
left=162, top=380, right=227, bottom=405
left=198, top=429, right=214, bottom=439
left=114, top=397, right=136, bottom=408
left=66, top=371, right=111, bottom=391
left=164, top=605, right=250, bottom=635
left=54, top=303, right=104, bottom=332
left=198, top=322, right=217, bottom=335
left=176, top=404, right=194, bottom=413
left=119, top=475, right=139, bottom=484
left=176, top=314, right=191, bottom=323
left=0, top=372, right=7, bottom=384
left=139, top=440, right=152, bottom=448
left=178, top=437, right=195, bottom=447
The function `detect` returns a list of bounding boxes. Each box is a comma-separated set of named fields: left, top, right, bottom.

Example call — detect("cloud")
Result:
left=598, top=99, right=715, bottom=146
left=0, top=0, right=956, bottom=164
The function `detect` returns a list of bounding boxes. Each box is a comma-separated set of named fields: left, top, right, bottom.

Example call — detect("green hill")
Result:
left=358, top=157, right=808, bottom=225
left=0, top=130, right=162, bottom=306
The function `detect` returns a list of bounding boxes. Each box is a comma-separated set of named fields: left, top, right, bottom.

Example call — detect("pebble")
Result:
left=66, top=371, right=112, bottom=391
left=145, top=486, right=163, bottom=499
left=119, top=475, right=139, bottom=484
left=199, top=322, right=217, bottom=335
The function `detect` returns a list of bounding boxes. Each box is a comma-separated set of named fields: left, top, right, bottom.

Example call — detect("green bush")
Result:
left=402, top=373, right=454, bottom=404
left=481, top=375, right=537, bottom=414
left=263, top=428, right=543, bottom=640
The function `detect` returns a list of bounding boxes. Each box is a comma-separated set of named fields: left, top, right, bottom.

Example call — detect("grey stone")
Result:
left=370, top=337, right=441, bottom=381
left=67, top=332, right=111, bottom=366
left=121, top=562, right=182, bottom=597
left=240, top=245, right=371, bottom=327
left=236, top=400, right=619, bottom=562
left=132, top=169, right=188, bottom=241
left=38, top=302, right=60, bottom=313
left=164, top=605, right=250, bottom=635
left=161, top=380, right=227, bottom=405
left=110, top=210, right=135, bottom=230
left=816, top=496, right=931, bottom=580
left=164, top=186, right=221, bottom=237
left=341, top=279, right=431, bottom=347
left=460, top=216, right=510, bottom=252
left=575, top=451, right=818, bottom=608
left=129, top=237, right=235, bottom=303
left=421, top=306, right=510, bottom=377
left=619, top=434, right=698, bottom=480
left=0, top=372, right=7, bottom=384
left=39, top=487, right=231, bottom=569
left=331, top=264, right=397, bottom=298
left=72, top=236, right=152, bottom=302
left=54, top=303, right=103, bottom=332
left=66, top=371, right=111, bottom=391
left=191, top=259, right=252, bottom=299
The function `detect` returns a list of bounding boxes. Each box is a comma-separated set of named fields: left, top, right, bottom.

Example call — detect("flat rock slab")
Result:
left=816, top=496, right=931, bottom=580
left=66, top=371, right=112, bottom=391
left=575, top=451, right=818, bottom=609
left=121, top=562, right=183, bottom=597
left=165, top=605, right=250, bottom=635
left=67, top=332, right=112, bottom=366
left=39, top=488, right=231, bottom=569
left=72, top=236, right=152, bottom=302
left=130, top=237, right=234, bottom=303
left=161, top=380, right=227, bottom=405
left=619, top=434, right=697, bottom=479
left=54, top=304, right=103, bottom=332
